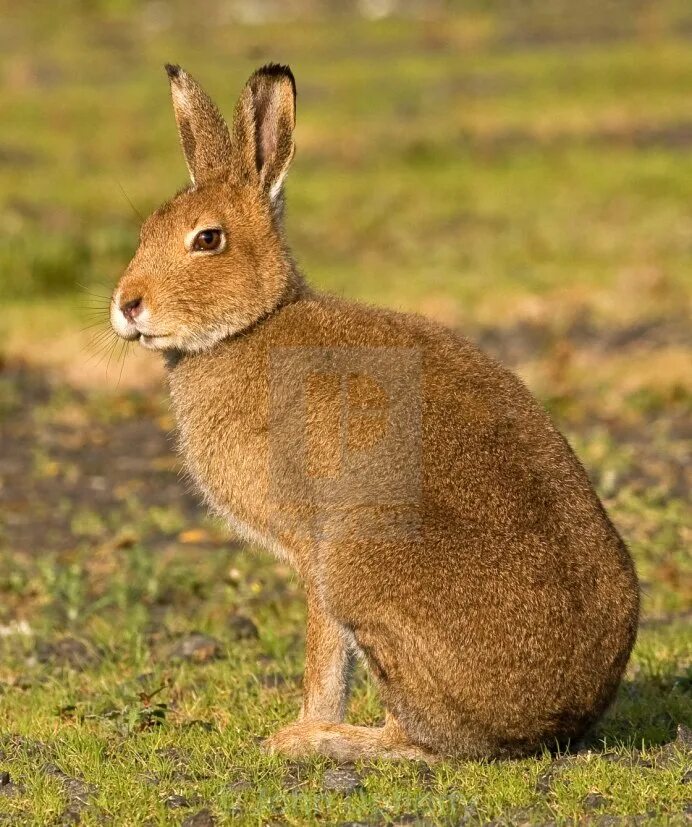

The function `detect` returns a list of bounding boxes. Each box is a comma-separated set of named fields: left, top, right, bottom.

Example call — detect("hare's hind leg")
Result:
left=264, top=714, right=438, bottom=762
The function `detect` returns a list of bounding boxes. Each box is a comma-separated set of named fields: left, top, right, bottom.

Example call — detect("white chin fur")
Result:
left=138, top=334, right=173, bottom=351
left=145, top=322, right=246, bottom=354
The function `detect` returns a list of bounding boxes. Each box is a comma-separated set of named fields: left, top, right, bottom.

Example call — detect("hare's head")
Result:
left=111, top=63, right=297, bottom=352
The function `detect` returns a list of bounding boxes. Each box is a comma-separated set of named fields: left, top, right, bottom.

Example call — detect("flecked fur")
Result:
left=111, top=63, right=639, bottom=761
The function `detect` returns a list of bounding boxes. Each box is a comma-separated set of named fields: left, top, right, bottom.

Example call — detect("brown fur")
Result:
left=111, top=64, right=639, bottom=761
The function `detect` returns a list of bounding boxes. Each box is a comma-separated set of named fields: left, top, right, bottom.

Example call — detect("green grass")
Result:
left=0, top=534, right=689, bottom=825
left=0, top=3, right=690, bottom=824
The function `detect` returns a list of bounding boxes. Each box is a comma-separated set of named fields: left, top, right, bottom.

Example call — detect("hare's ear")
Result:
left=165, top=64, right=233, bottom=185
left=231, top=64, right=296, bottom=203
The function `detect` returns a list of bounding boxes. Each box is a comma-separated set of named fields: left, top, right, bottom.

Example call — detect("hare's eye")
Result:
left=192, top=228, right=224, bottom=252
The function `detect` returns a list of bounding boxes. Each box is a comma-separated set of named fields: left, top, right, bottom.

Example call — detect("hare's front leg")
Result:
left=299, top=589, right=354, bottom=721
left=265, top=590, right=353, bottom=756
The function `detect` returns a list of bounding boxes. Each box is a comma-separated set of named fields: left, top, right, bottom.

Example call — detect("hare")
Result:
left=110, top=63, right=639, bottom=761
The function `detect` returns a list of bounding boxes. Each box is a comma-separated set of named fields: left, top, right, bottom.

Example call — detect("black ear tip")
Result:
left=256, top=63, right=296, bottom=95
left=165, top=63, right=181, bottom=80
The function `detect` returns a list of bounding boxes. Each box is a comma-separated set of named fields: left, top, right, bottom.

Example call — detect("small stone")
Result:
left=155, top=747, right=187, bottom=764
left=410, top=761, right=435, bottom=786
left=600, top=752, right=620, bottom=762
left=456, top=803, right=479, bottom=825
left=0, top=770, right=21, bottom=798
left=169, top=634, right=223, bottom=663
left=676, top=723, right=692, bottom=751
left=322, top=765, right=362, bottom=794
left=228, top=614, right=259, bottom=641
left=583, top=792, right=607, bottom=811
left=535, top=777, right=550, bottom=794
left=40, top=764, right=96, bottom=823
left=35, top=637, right=97, bottom=669
left=283, top=764, right=307, bottom=791
left=1, top=737, right=48, bottom=761
left=165, top=794, right=191, bottom=809
left=535, top=756, right=571, bottom=794
left=655, top=725, right=692, bottom=768
left=628, top=749, right=653, bottom=768
left=227, top=779, right=252, bottom=792
left=535, top=768, right=554, bottom=794
left=501, top=806, right=546, bottom=826
left=182, top=810, right=215, bottom=827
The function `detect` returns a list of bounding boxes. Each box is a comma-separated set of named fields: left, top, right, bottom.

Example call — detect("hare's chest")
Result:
left=174, top=397, right=268, bottom=513
left=176, top=412, right=294, bottom=560
left=167, top=359, right=293, bottom=558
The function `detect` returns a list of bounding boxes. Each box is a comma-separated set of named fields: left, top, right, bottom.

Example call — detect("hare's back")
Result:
left=269, top=296, right=636, bottom=618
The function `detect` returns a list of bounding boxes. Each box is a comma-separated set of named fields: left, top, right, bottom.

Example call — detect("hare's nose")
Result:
left=120, top=297, right=143, bottom=321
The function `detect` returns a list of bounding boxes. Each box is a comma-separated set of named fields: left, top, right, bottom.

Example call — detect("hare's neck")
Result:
left=278, top=252, right=314, bottom=306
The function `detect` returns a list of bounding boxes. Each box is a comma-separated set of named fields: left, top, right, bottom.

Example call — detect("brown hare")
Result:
left=110, top=63, right=639, bottom=761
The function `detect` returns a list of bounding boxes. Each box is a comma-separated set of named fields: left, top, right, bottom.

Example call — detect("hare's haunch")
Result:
left=111, top=63, right=639, bottom=761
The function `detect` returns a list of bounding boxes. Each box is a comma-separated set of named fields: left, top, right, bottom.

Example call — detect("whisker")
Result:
left=86, top=331, right=118, bottom=363
left=104, top=336, right=121, bottom=375
left=89, top=324, right=113, bottom=339
left=80, top=309, right=111, bottom=317
left=86, top=342, right=115, bottom=364
left=116, top=179, right=144, bottom=221
left=86, top=329, right=113, bottom=348
left=116, top=340, right=129, bottom=389
left=92, top=339, right=116, bottom=369
left=80, top=321, right=110, bottom=332
left=79, top=293, right=112, bottom=302
left=76, top=280, right=110, bottom=292
left=78, top=304, right=111, bottom=313
left=76, top=283, right=115, bottom=302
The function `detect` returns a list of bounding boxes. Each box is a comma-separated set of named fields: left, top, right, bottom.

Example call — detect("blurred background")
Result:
left=0, top=1, right=689, bottom=641
left=0, top=6, right=689, bottom=820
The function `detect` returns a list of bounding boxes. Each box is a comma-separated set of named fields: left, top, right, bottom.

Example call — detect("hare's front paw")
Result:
left=263, top=721, right=312, bottom=758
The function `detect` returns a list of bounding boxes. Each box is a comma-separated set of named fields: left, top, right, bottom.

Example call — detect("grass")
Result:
left=0, top=514, right=689, bottom=824
left=0, top=2, right=691, bottom=824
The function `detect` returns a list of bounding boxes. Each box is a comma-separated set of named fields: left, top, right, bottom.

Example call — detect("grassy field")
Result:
left=0, top=2, right=690, bottom=824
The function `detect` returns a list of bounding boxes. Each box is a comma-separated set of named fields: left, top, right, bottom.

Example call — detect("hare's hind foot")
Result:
left=263, top=718, right=438, bottom=763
